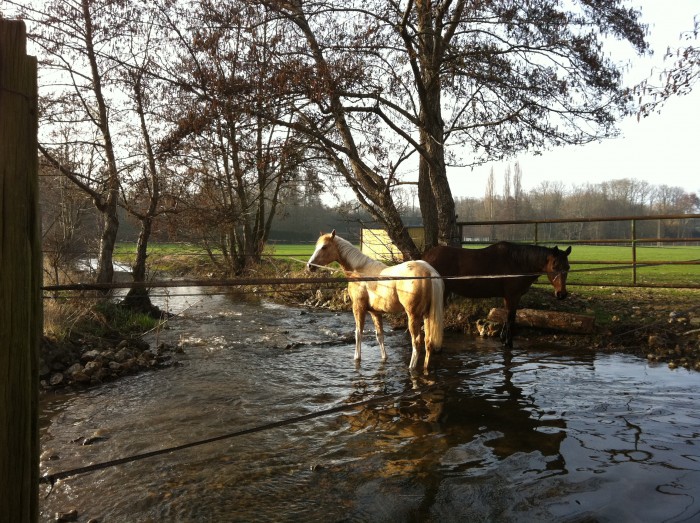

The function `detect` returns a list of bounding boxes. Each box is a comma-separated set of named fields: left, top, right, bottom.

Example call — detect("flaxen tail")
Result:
left=428, top=266, right=444, bottom=349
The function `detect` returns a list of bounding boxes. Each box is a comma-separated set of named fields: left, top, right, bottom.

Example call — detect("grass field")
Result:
left=564, top=245, right=700, bottom=287
left=115, top=242, right=700, bottom=288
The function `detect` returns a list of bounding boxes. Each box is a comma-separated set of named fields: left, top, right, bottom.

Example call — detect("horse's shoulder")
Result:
left=348, top=279, right=369, bottom=298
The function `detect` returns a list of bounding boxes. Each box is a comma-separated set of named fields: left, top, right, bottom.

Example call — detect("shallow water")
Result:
left=39, top=290, right=700, bottom=522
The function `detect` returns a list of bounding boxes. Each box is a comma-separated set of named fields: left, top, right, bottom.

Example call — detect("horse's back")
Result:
left=422, top=243, right=529, bottom=298
left=373, top=261, right=438, bottom=314
left=422, top=245, right=461, bottom=275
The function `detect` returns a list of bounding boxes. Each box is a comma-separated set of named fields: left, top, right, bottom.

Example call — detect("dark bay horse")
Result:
left=422, top=242, right=571, bottom=347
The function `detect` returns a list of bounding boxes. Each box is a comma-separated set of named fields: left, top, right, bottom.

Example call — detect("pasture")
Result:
left=115, top=242, right=700, bottom=288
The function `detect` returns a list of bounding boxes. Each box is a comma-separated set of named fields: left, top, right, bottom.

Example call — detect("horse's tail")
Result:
left=428, top=268, right=444, bottom=349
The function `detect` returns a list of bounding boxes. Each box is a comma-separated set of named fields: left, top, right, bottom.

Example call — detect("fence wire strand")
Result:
left=39, top=345, right=581, bottom=488
left=41, top=258, right=700, bottom=297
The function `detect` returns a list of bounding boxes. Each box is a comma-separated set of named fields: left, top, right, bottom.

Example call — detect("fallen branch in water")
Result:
left=487, top=308, right=596, bottom=334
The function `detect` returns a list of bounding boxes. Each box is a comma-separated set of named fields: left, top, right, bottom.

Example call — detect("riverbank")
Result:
left=39, top=271, right=700, bottom=394
left=39, top=298, right=182, bottom=394
left=39, top=335, right=182, bottom=392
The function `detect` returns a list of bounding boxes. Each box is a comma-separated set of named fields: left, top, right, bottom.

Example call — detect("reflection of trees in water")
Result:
left=337, top=348, right=598, bottom=481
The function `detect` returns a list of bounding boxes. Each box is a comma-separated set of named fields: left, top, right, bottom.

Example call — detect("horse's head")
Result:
left=546, top=246, right=571, bottom=300
left=307, top=230, right=339, bottom=272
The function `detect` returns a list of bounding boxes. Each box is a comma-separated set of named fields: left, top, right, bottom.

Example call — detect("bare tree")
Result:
left=10, top=0, right=652, bottom=262
left=637, top=15, right=700, bottom=116
left=39, top=156, right=94, bottom=291
left=157, top=1, right=310, bottom=273
left=247, top=0, right=649, bottom=254
left=14, top=0, right=139, bottom=286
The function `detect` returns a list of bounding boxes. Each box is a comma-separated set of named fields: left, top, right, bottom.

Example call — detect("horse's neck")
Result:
left=512, top=244, right=549, bottom=272
left=336, top=238, right=386, bottom=275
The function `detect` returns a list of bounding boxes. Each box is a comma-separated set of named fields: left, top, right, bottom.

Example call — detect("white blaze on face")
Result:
left=307, top=241, right=324, bottom=271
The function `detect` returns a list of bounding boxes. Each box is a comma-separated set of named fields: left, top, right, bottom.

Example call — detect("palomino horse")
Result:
left=422, top=242, right=571, bottom=348
left=307, top=231, right=444, bottom=371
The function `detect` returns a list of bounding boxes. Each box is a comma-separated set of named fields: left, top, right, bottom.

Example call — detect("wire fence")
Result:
left=40, top=213, right=700, bottom=299
left=37, top=218, right=700, bottom=493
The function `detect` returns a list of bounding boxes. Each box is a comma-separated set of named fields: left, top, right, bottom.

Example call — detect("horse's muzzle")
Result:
left=555, top=290, right=568, bottom=300
left=307, top=263, right=317, bottom=272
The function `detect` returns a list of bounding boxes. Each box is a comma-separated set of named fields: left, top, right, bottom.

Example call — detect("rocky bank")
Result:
left=40, top=336, right=183, bottom=393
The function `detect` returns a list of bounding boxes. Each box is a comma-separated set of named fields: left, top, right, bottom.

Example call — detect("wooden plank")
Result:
left=360, top=227, right=425, bottom=262
left=0, top=18, right=40, bottom=522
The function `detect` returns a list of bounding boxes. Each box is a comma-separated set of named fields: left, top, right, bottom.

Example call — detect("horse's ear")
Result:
left=564, top=246, right=572, bottom=256
left=331, top=229, right=336, bottom=238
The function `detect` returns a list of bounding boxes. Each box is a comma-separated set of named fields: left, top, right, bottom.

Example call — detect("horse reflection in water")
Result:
left=307, top=231, right=444, bottom=371
left=423, top=242, right=571, bottom=348
left=336, top=346, right=575, bottom=490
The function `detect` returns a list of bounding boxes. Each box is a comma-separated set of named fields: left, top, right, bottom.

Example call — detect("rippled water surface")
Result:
left=40, top=290, right=700, bottom=522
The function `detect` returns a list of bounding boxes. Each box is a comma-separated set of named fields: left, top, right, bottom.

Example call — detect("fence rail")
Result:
left=457, top=213, right=700, bottom=287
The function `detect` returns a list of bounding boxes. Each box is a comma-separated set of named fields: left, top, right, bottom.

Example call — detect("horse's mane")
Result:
left=501, top=242, right=553, bottom=270
left=333, top=235, right=387, bottom=274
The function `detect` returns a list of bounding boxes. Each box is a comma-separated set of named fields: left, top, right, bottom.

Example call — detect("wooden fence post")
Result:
left=0, top=18, right=40, bottom=522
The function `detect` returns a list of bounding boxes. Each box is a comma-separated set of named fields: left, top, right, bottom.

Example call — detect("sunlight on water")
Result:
left=39, top=289, right=700, bottom=522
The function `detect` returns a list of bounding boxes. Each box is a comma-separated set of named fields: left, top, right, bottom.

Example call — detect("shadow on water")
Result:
left=39, top=289, right=700, bottom=522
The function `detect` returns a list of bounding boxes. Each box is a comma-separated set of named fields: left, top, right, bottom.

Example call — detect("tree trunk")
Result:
left=285, top=5, right=421, bottom=260
left=0, top=19, right=40, bottom=521
left=83, top=0, right=120, bottom=286
left=133, top=218, right=150, bottom=283
left=123, top=71, right=159, bottom=311
left=415, top=3, right=460, bottom=248
left=123, top=214, right=159, bottom=316
left=418, top=158, right=438, bottom=250
left=95, top=209, right=118, bottom=285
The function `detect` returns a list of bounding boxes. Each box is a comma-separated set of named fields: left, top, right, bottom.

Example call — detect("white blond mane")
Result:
left=333, top=235, right=387, bottom=275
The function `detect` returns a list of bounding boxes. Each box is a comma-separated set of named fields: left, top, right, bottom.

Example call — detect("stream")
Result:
left=39, top=288, right=700, bottom=522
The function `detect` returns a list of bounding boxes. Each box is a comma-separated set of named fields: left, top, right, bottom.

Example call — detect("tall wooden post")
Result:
left=0, top=19, right=40, bottom=522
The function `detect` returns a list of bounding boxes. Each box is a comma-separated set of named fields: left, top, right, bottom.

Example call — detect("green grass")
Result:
left=115, top=242, right=700, bottom=288
left=264, top=242, right=318, bottom=258
left=567, top=245, right=700, bottom=287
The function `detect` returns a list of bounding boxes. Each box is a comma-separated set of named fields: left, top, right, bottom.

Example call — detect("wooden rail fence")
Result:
left=458, top=214, right=700, bottom=287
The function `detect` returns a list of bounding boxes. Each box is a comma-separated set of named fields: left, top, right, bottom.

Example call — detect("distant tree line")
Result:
left=454, top=165, right=700, bottom=242
left=40, top=156, right=699, bottom=286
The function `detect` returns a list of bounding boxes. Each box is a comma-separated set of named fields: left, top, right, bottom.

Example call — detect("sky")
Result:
left=448, top=1, right=700, bottom=199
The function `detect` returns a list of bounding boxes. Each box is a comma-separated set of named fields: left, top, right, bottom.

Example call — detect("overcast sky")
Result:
left=448, top=0, right=700, bottom=199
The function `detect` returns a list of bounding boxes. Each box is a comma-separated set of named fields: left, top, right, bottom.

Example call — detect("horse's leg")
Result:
left=423, top=315, right=433, bottom=370
left=353, top=303, right=366, bottom=362
left=369, top=312, right=387, bottom=361
left=407, top=312, right=423, bottom=370
left=501, top=295, right=520, bottom=348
